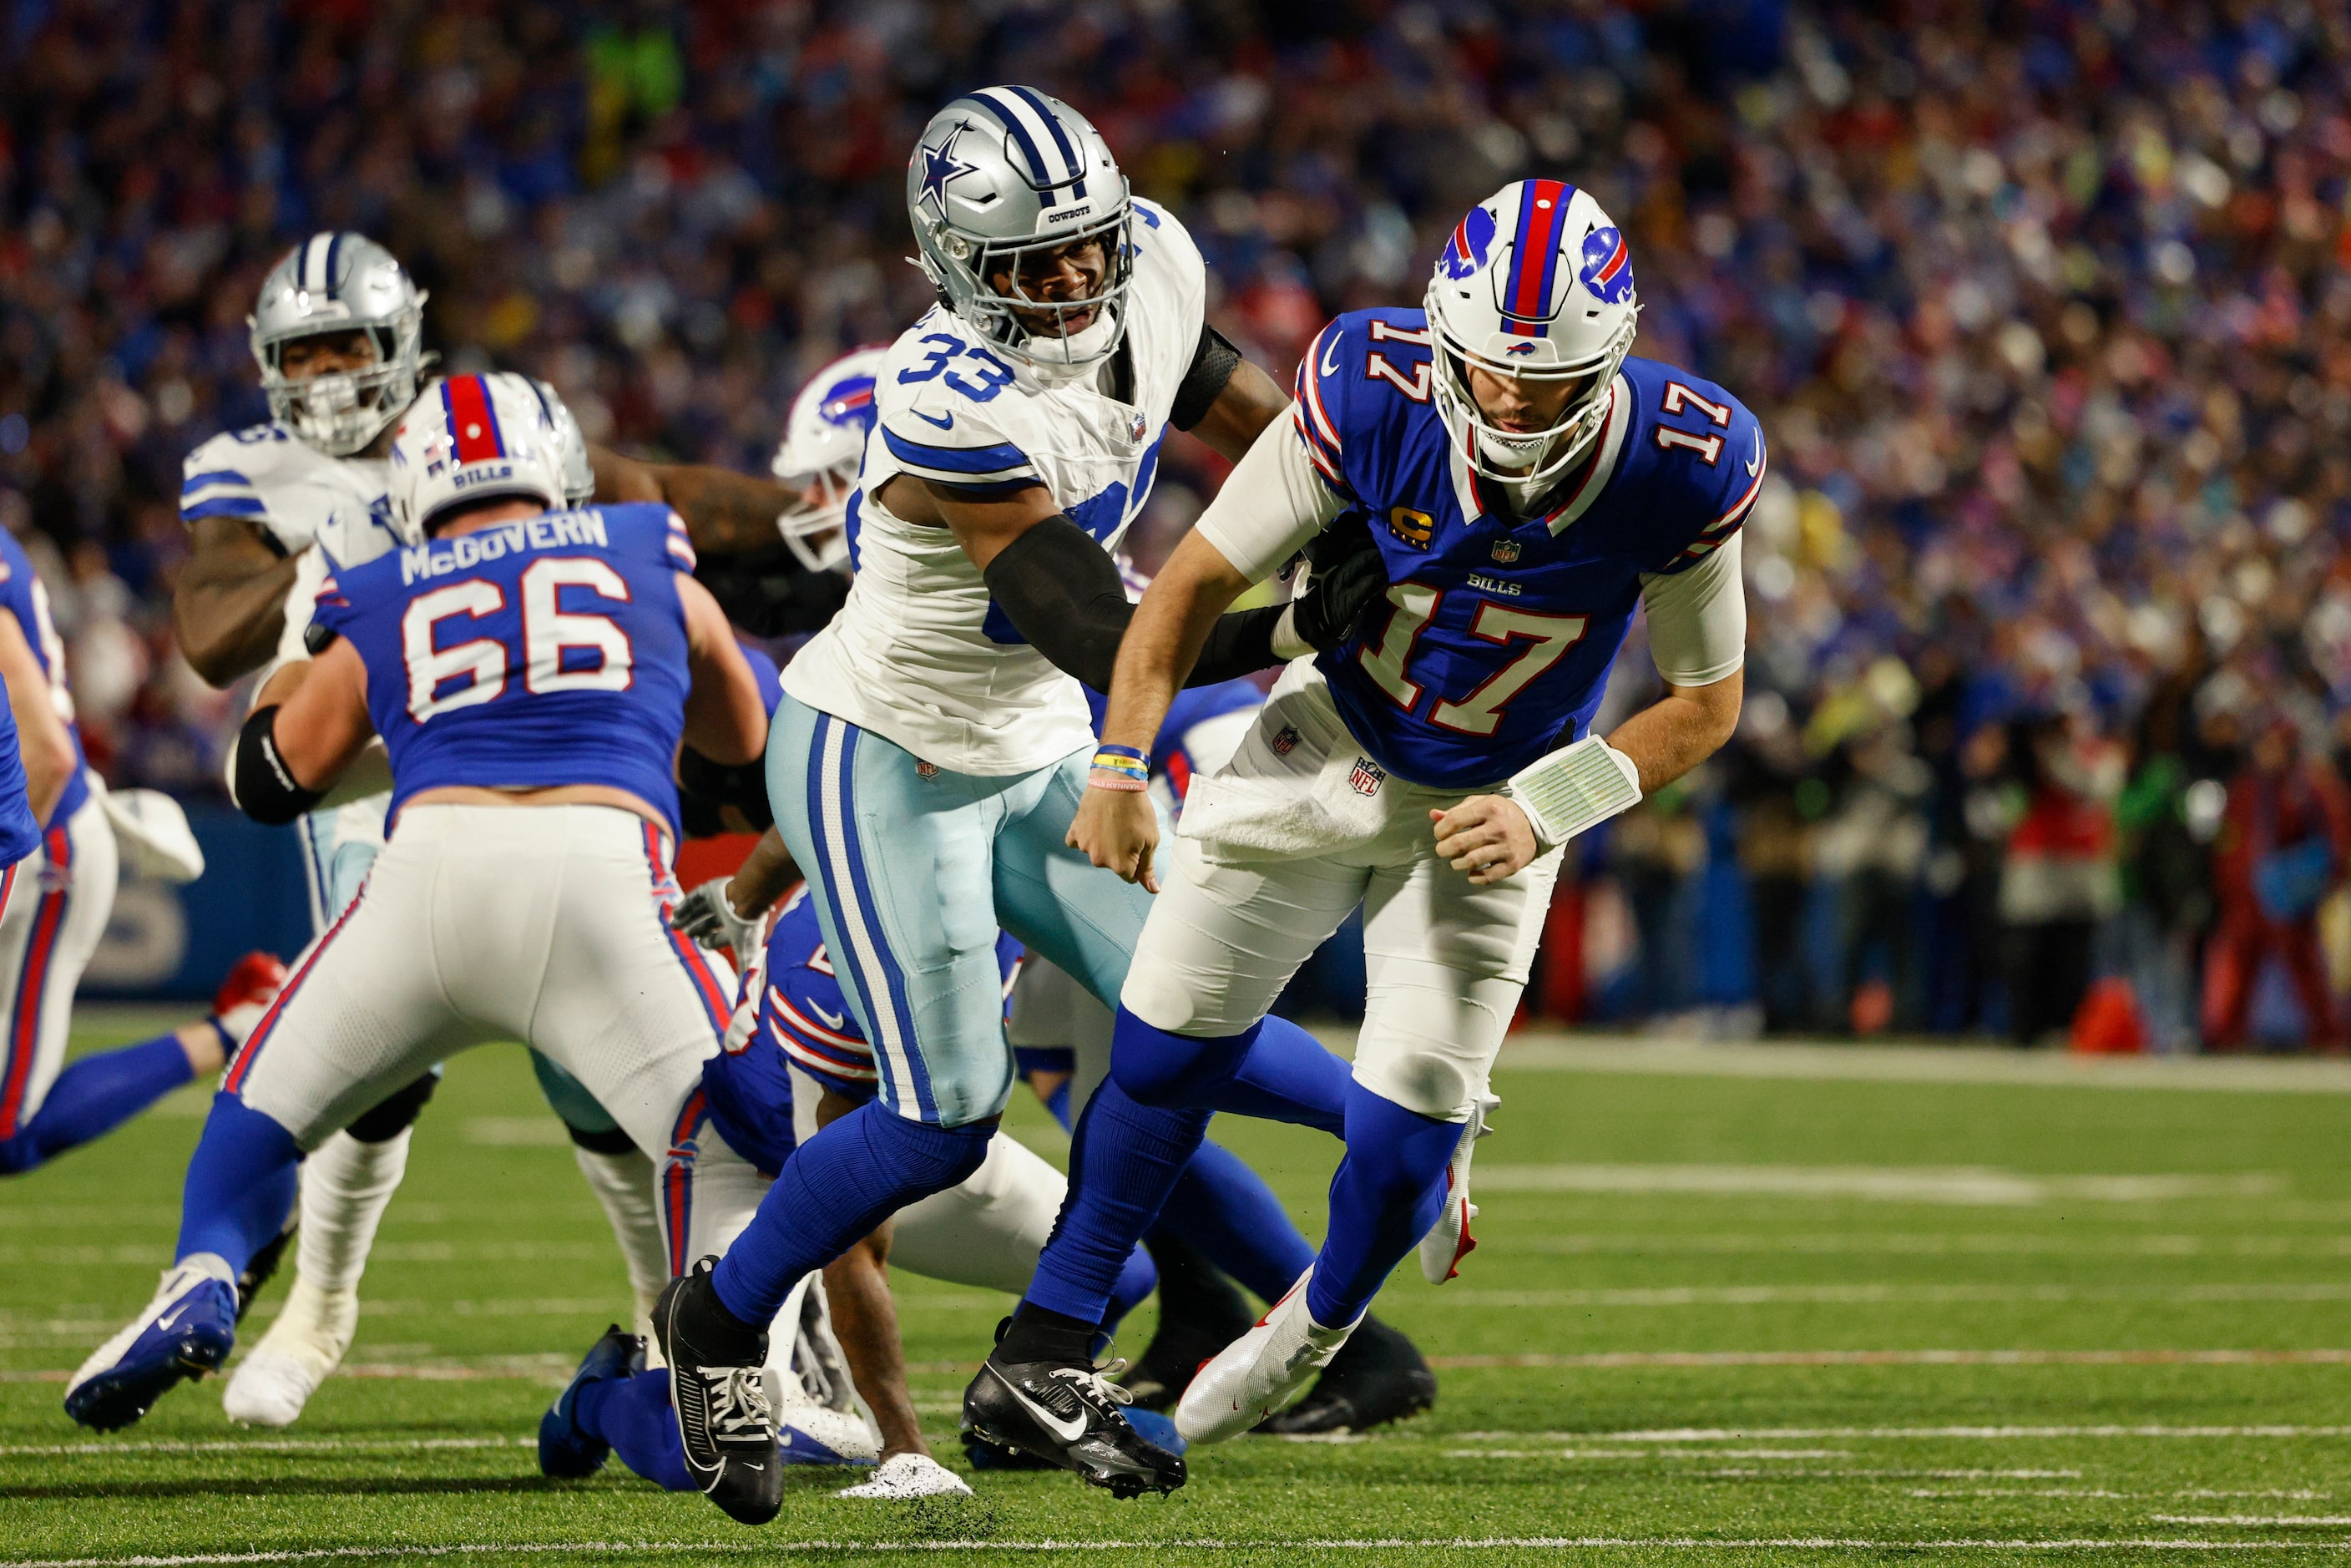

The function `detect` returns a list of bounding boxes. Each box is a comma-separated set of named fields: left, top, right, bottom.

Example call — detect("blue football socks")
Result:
left=576, top=1369, right=695, bottom=1491
left=1306, top=1081, right=1462, bottom=1327
left=1022, top=1078, right=1211, bottom=1325
left=174, top=1092, right=303, bottom=1275
left=0, top=1033, right=193, bottom=1176
left=1110, top=1008, right=1350, bottom=1136
left=711, top=1100, right=993, bottom=1326
left=1155, top=1137, right=1317, bottom=1305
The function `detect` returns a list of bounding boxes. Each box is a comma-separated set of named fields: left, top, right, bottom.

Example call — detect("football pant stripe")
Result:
left=0, top=831, right=67, bottom=1138
left=664, top=1089, right=708, bottom=1278
left=225, top=874, right=368, bottom=1095
left=804, top=716, right=928, bottom=1120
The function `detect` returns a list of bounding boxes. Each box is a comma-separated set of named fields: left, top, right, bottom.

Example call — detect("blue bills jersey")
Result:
left=311, top=502, right=700, bottom=835
left=0, top=531, right=86, bottom=828
left=1292, top=309, right=1764, bottom=789
left=701, top=884, right=1022, bottom=1175
left=0, top=686, right=39, bottom=869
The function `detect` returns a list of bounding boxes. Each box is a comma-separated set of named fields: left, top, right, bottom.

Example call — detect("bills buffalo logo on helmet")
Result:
left=1441, top=205, right=1499, bottom=280
left=1579, top=225, right=1636, bottom=306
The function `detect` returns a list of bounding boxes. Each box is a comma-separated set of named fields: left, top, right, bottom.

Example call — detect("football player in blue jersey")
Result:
left=174, top=235, right=850, bottom=1431
left=1009, top=180, right=1755, bottom=1461
left=64, top=374, right=775, bottom=1444
left=0, top=523, right=287, bottom=1182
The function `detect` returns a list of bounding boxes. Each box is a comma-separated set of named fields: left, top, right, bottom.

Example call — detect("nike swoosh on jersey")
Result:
left=913, top=409, right=954, bottom=431
left=1745, top=432, right=1762, bottom=476
left=810, top=1002, right=848, bottom=1031
left=991, top=1366, right=1090, bottom=1444
left=1321, top=336, right=1342, bottom=378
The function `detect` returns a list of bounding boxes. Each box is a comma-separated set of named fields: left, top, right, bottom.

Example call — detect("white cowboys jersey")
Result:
left=179, top=420, right=399, bottom=931
left=780, top=196, right=1207, bottom=776
left=179, top=421, right=398, bottom=571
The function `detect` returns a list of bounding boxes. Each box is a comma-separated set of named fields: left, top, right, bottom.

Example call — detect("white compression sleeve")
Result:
left=1639, top=531, right=1747, bottom=687
left=1192, top=416, right=1348, bottom=584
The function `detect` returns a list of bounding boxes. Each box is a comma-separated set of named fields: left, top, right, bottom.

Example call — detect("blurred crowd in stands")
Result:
left=4, top=0, right=2351, bottom=1047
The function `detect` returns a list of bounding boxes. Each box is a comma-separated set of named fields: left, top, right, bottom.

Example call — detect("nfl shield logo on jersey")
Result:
left=1271, top=726, right=1300, bottom=756
left=1490, top=538, right=1522, bottom=564
left=1348, top=757, right=1386, bottom=797
left=915, top=760, right=940, bottom=780
left=1127, top=410, right=1148, bottom=442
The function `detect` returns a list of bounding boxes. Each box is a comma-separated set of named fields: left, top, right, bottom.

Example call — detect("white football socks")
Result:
left=571, top=1145, right=670, bottom=1358
left=295, top=1127, right=412, bottom=1292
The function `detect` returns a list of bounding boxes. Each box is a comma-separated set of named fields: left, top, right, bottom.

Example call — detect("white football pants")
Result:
left=225, top=804, right=761, bottom=1272
left=1120, top=664, right=1563, bottom=1122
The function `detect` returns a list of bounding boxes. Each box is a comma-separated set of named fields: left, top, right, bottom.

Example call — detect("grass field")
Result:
left=8, top=1014, right=2351, bottom=1565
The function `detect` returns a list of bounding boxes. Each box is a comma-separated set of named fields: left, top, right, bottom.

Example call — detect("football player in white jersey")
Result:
left=651, top=86, right=1387, bottom=1515
left=172, top=234, right=840, bottom=1429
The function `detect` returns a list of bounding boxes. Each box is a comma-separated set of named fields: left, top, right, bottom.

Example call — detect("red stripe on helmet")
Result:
left=1596, top=234, right=1629, bottom=286
left=443, top=376, right=504, bottom=464
left=1508, top=180, right=1570, bottom=332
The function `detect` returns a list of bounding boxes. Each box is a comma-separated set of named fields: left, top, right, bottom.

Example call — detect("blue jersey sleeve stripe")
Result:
left=181, top=496, right=268, bottom=521
left=879, top=427, right=1033, bottom=475
left=180, top=470, right=254, bottom=493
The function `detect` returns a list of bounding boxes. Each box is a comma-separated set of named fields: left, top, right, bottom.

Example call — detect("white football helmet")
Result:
left=771, top=347, right=885, bottom=574
left=250, top=233, right=429, bottom=458
left=1423, top=180, right=1640, bottom=485
left=385, top=373, right=570, bottom=545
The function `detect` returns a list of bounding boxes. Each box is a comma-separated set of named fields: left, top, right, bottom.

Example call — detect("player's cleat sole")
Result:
left=1176, top=1267, right=1360, bottom=1444
left=1256, top=1313, right=1435, bottom=1435
left=835, top=1452, right=975, bottom=1500
left=65, top=1257, right=240, bottom=1432
left=653, top=1257, right=780, bottom=1525
left=962, top=1353, right=1186, bottom=1498
left=222, top=1277, right=357, bottom=1428
left=1418, top=1095, right=1496, bottom=1284
left=540, top=1324, right=645, bottom=1479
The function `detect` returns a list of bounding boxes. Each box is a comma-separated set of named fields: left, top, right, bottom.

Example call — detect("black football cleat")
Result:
left=235, top=1223, right=296, bottom=1323
left=1256, top=1313, right=1436, bottom=1435
left=651, top=1257, right=780, bottom=1525
left=963, top=1347, right=1187, bottom=1498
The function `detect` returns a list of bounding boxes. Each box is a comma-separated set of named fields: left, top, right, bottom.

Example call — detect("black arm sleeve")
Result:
left=694, top=540, right=852, bottom=637
left=1170, top=322, right=1246, bottom=432
left=979, top=515, right=1286, bottom=690
left=231, top=705, right=326, bottom=827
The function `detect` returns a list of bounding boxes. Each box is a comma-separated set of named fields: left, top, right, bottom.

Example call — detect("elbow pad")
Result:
left=978, top=516, right=1132, bottom=689
left=231, top=706, right=326, bottom=827
left=1502, top=736, right=1642, bottom=851
left=677, top=746, right=776, bottom=837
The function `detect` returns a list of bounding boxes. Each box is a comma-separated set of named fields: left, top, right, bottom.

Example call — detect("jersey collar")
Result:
left=1448, top=374, right=1631, bottom=537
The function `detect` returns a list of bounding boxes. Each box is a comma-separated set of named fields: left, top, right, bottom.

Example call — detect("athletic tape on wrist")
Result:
left=1502, top=736, right=1643, bottom=850
left=1270, top=601, right=1311, bottom=661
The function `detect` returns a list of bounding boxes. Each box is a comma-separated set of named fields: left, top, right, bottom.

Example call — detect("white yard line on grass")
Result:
left=1455, top=1426, right=2351, bottom=1441
left=1439, top=1282, right=2351, bottom=1307
left=1471, top=1163, right=2278, bottom=1206
left=1427, top=1348, right=2351, bottom=1368
left=1493, top=1033, right=2351, bottom=1095
left=14, top=1538, right=2351, bottom=1564
left=0, top=1437, right=531, bottom=1457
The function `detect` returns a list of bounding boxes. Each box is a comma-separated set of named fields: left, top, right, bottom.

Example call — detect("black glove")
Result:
left=695, top=541, right=851, bottom=637
left=1290, top=514, right=1389, bottom=651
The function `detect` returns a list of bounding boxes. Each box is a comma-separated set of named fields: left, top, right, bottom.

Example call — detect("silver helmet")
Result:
left=906, top=87, right=1132, bottom=372
left=249, top=233, right=428, bottom=458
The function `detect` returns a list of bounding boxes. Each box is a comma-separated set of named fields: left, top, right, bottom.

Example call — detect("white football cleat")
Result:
left=1418, top=1093, right=1497, bottom=1284
left=222, top=1275, right=358, bottom=1427
left=836, top=1452, right=974, bottom=1500
left=1175, top=1269, right=1361, bottom=1444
